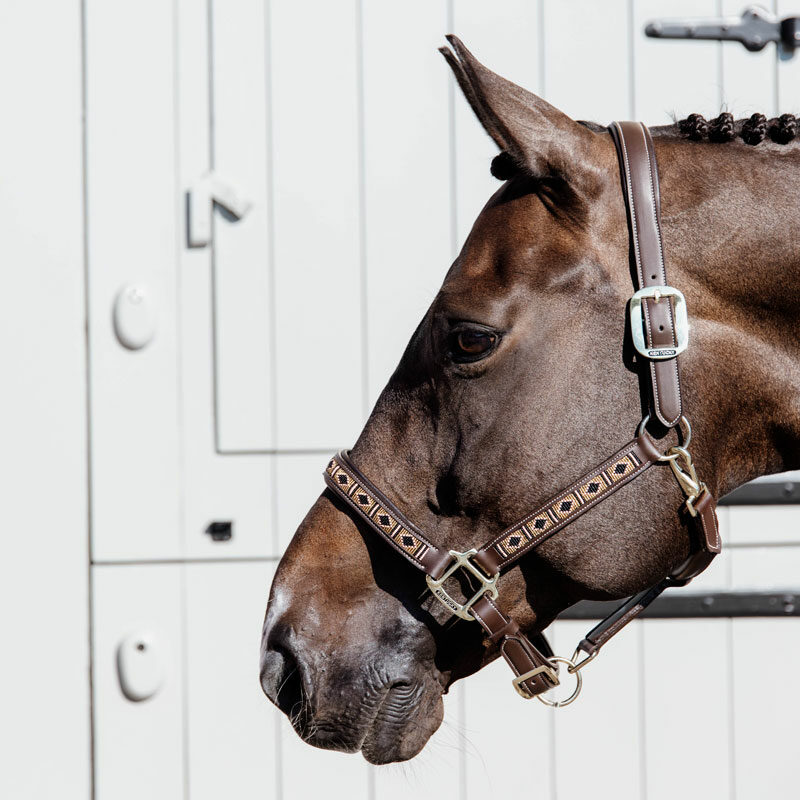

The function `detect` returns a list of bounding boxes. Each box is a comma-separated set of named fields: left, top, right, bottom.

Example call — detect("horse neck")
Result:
left=659, top=139, right=800, bottom=492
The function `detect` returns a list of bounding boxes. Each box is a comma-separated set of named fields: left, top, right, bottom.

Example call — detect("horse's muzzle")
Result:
left=260, top=610, right=445, bottom=763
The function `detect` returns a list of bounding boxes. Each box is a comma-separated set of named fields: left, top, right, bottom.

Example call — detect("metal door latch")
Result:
left=187, top=170, right=252, bottom=248
left=645, top=5, right=800, bottom=55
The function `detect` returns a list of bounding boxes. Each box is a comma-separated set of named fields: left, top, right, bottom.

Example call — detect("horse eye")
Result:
left=449, top=329, right=498, bottom=363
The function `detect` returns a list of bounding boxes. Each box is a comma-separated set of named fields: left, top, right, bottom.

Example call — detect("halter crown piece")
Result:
left=323, top=122, right=721, bottom=707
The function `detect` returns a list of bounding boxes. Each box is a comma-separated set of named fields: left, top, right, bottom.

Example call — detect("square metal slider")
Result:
left=629, top=285, right=689, bottom=360
left=425, top=549, right=499, bottom=621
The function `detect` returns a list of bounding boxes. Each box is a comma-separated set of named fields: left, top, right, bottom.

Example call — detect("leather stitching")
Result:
left=618, top=122, right=682, bottom=427
left=638, top=123, right=682, bottom=425
left=592, top=604, right=643, bottom=646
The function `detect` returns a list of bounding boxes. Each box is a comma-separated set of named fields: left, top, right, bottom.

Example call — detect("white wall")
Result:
left=7, top=1, right=800, bottom=798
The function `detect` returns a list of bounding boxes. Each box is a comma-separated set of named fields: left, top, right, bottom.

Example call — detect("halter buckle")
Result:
left=629, top=285, right=689, bottom=360
left=512, top=663, right=560, bottom=699
left=425, top=549, right=499, bottom=621
left=515, top=655, right=584, bottom=707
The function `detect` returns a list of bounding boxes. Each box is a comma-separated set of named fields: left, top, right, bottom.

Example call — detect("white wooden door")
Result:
left=81, top=0, right=800, bottom=798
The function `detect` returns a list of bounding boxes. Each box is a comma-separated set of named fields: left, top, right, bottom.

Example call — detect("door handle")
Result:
left=186, top=170, right=252, bottom=248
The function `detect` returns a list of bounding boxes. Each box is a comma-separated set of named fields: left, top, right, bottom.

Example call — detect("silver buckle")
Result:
left=512, top=663, right=560, bottom=699
left=425, top=549, right=499, bottom=621
left=629, top=285, right=689, bottom=360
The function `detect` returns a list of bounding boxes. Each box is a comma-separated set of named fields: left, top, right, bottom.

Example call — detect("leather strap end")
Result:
left=501, top=635, right=559, bottom=698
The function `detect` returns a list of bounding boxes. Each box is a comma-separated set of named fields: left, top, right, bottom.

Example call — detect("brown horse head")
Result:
left=260, top=37, right=800, bottom=763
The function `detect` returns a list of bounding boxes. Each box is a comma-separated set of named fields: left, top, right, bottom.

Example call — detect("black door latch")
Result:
left=205, top=520, right=233, bottom=542
left=646, top=5, right=800, bottom=53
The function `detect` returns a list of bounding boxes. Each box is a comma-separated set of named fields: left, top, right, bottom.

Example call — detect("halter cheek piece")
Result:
left=323, top=121, right=721, bottom=706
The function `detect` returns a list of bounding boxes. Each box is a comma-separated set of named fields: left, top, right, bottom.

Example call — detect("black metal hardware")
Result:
left=560, top=591, right=800, bottom=620
left=720, top=480, right=800, bottom=505
left=645, top=6, right=800, bottom=53
left=205, top=520, right=233, bottom=542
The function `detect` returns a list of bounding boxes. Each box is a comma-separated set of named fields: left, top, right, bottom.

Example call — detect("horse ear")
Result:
left=440, top=35, right=600, bottom=182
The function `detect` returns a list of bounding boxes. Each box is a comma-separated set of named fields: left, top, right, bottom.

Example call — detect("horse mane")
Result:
left=490, top=112, right=800, bottom=180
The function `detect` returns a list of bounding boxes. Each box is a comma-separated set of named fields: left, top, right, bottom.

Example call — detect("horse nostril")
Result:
left=260, top=629, right=308, bottom=720
left=271, top=644, right=306, bottom=717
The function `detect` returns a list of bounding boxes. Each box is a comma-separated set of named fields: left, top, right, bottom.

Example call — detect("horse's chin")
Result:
left=360, top=688, right=444, bottom=765
left=296, top=681, right=445, bottom=765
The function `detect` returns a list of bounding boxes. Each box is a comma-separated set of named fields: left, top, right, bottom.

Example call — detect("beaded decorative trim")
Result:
left=489, top=451, right=642, bottom=561
left=325, top=440, right=652, bottom=577
left=325, top=457, right=430, bottom=562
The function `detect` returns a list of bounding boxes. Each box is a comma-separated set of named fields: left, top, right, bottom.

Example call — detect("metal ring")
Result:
left=535, top=656, right=583, bottom=708
left=636, top=414, right=692, bottom=462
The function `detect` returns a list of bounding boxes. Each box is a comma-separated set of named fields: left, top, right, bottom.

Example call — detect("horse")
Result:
left=259, top=36, right=800, bottom=764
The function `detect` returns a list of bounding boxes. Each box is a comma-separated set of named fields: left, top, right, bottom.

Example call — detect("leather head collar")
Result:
left=322, top=121, right=721, bottom=706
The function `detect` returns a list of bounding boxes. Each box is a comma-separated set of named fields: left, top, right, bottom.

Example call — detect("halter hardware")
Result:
left=531, top=656, right=583, bottom=707
left=512, top=662, right=561, bottom=700
left=629, top=285, right=689, bottom=360
left=668, top=445, right=709, bottom=517
left=425, top=549, right=499, bottom=621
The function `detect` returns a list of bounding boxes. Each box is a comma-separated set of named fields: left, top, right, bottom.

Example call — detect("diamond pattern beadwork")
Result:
left=579, top=475, right=608, bottom=502
left=326, top=442, right=648, bottom=577
left=394, top=528, right=423, bottom=556
left=554, top=493, right=580, bottom=520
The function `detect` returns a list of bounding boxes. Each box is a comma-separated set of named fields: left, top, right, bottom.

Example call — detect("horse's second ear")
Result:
left=441, top=35, right=600, bottom=184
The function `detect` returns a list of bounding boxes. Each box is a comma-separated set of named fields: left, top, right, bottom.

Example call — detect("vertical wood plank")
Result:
left=362, top=0, right=451, bottom=401
left=730, top=546, right=800, bottom=798
left=543, top=0, right=632, bottom=122
left=86, top=0, right=182, bottom=561
left=633, top=0, right=722, bottom=124
left=211, top=0, right=274, bottom=451
left=642, top=615, right=733, bottom=800
left=0, top=1, right=90, bottom=796
left=451, top=1, right=541, bottom=245
left=550, top=620, right=643, bottom=800
left=185, top=562, right=280, bottom=800
left=638, top=546, right=733, bottom=800
left=463, top=659, right=554, bottom=800
left=92, top=565, right=185, bottom=799
left=271, top=0, right=364, bottom=450
left=178, top=0, right=273, bottom=559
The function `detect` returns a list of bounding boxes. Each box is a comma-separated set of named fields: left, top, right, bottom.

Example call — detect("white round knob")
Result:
left=117, top=631, right=164, bottom=702
left=113, top=284, right=156, bottom=350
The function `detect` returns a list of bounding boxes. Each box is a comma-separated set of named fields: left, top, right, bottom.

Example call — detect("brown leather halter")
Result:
left=323, top=121, right=721, bottom=706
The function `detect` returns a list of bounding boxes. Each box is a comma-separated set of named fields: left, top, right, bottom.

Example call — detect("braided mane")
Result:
left=490, top=112, right=800, bottom=180
left=678, top=112, right=798, bottom=144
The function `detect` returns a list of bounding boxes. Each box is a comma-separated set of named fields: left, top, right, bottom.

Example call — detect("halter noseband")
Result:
left=323, top=122, right=721, bottom=706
